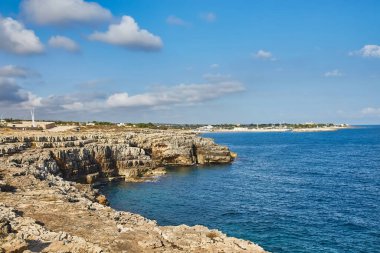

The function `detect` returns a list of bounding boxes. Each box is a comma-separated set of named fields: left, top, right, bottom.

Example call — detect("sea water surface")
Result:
left=98, top=126, right=380, bottom=253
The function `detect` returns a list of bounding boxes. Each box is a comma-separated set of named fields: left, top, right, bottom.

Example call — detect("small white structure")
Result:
left=86, top=122, right=95, bottom=126
left=197, top=125, right=214, bottom=132
left=31, top=108, right=36, bottom=127
left=3, top=109, right=55, bottom=130
left=117, top=123, right=125, bottom=127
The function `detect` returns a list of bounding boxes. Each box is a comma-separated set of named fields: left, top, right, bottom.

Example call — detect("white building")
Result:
left=197, top=125, right=214, bottom=132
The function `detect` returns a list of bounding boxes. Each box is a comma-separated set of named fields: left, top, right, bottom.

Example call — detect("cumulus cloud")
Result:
left=62, top=102, right=84, bottom=111
left=361, top=107, right=380, bottom=116
left=200, top=12, right=217, bottom=22
left=89, top=16, right=163, bottom=51
left=1, top=75, right=244, bottom=116
left=48, top=35, right=80, bottom=52
left=253, top=50, right=276, bottom=60
left=0, top=65, right=34, bottom=78
left=21, top=0, right=112, bottom=25
left=26, top=91, right=106, bottom=114
left=106, top=81, right=244, bottom=108
left=46, top=77, right=244, bottom=112
left=324, top=69, right=343, bottom=77
left=20, top=91, right=42, bottom=108
left=0, top=78, right=26, bottom=103
left=350, top=45, right=380, bottom=58
left=0, top=17, right=44, bottom=55
left=166, top=15, right=190, bottom=27
left=0, top=78, right=41, bottom=107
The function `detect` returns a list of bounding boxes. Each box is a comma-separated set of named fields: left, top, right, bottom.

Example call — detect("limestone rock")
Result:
left=0, top=204, right=103, bottom=253
left=0, top=129, right=266, bottom=253
left=0, top=129, right=235, bottom=183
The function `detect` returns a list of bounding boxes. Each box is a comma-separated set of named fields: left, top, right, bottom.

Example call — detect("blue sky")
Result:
left=0, top=0, right=379, bottom=124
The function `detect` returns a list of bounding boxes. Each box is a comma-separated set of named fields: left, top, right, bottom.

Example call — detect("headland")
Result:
left=0, top=126, right=266, bottom=252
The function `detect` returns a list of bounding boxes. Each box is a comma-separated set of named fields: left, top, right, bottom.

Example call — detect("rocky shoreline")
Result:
left=0, top=128, right=266, bottom=252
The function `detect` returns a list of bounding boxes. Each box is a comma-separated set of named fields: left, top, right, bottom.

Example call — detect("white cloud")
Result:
left=0, top=17, right=44, bottom=55
left=89, top=16, right=163, bottom=51
left=20, top=91, right=42, bottom=108
left=48, top=35, right=79, bottom=52
left=21, top=0, right=112, bottom=25
left=106, top=81, right=244, bottom=108
left=361, top=107, right=380, bottom=116
left=62, top=102, right=84, bottom=111
left=38, top=92, right=106, bottom=113
left=253, top=50, right=276, bottom=61
left=52, top=77, right=244, bottom=111
left=200, top=12, right=217, bottom=22
left=1, top=75, right=244, bottom=115
left=324, top=69, right=343, bottom=77
left=0, top=78, right=41, bottom=108
left=350, top=45, right=380, bottom=58
left=0, top=78, right=25, bottom=103
left=166, top=15, right=190, bottom=27
left=210, top=64, right=219, bottom=68
left=0, top=65, right=32, bottom=78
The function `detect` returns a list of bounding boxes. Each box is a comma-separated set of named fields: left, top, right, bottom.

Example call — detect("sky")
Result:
left=0, top=0, right=379, bottom=124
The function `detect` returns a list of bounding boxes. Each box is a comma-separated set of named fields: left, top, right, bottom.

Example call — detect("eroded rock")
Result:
left=0, top=129, right=235, bottom=183
left=0, top=129, right=266, bottom=253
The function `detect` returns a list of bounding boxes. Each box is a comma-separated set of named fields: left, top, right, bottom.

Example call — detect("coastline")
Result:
left=202, top=126, right=353, bottom=133
left=0, top=128, right=267, bottom=252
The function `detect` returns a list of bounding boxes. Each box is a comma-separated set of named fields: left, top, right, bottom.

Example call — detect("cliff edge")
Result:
left=0, top=128, right=266, bottom=252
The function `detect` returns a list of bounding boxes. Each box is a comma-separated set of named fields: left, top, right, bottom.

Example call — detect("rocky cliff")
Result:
left=0, top=130, right=234, bottom=183
left=0, top=128, right=266, bottom=253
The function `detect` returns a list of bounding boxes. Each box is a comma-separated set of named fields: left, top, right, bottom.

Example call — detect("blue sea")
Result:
left=98, top=126, right=380, bottom=253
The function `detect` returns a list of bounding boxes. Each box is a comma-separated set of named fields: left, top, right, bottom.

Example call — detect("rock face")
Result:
left=0, top=129, right=234, bottom=182
left=0, top=204, right=103, bottom=253
left=0, top=128, right=266, bottom=252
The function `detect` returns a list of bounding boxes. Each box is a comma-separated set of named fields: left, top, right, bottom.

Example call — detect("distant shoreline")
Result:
left=199, top=126, right=354, bottom=133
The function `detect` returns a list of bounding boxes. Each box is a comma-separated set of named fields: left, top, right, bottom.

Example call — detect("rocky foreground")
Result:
left=0, top=128, right=266, bottom=252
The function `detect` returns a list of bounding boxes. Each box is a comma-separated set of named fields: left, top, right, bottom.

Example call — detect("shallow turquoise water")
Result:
left=98, top=126, right=380, bottom=253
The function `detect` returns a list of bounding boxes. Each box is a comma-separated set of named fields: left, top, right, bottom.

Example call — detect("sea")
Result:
left=98, top=126, right=380, bottom=253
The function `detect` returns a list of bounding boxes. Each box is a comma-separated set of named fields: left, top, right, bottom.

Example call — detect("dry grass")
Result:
left=206, top=231, right=219, bottom=240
